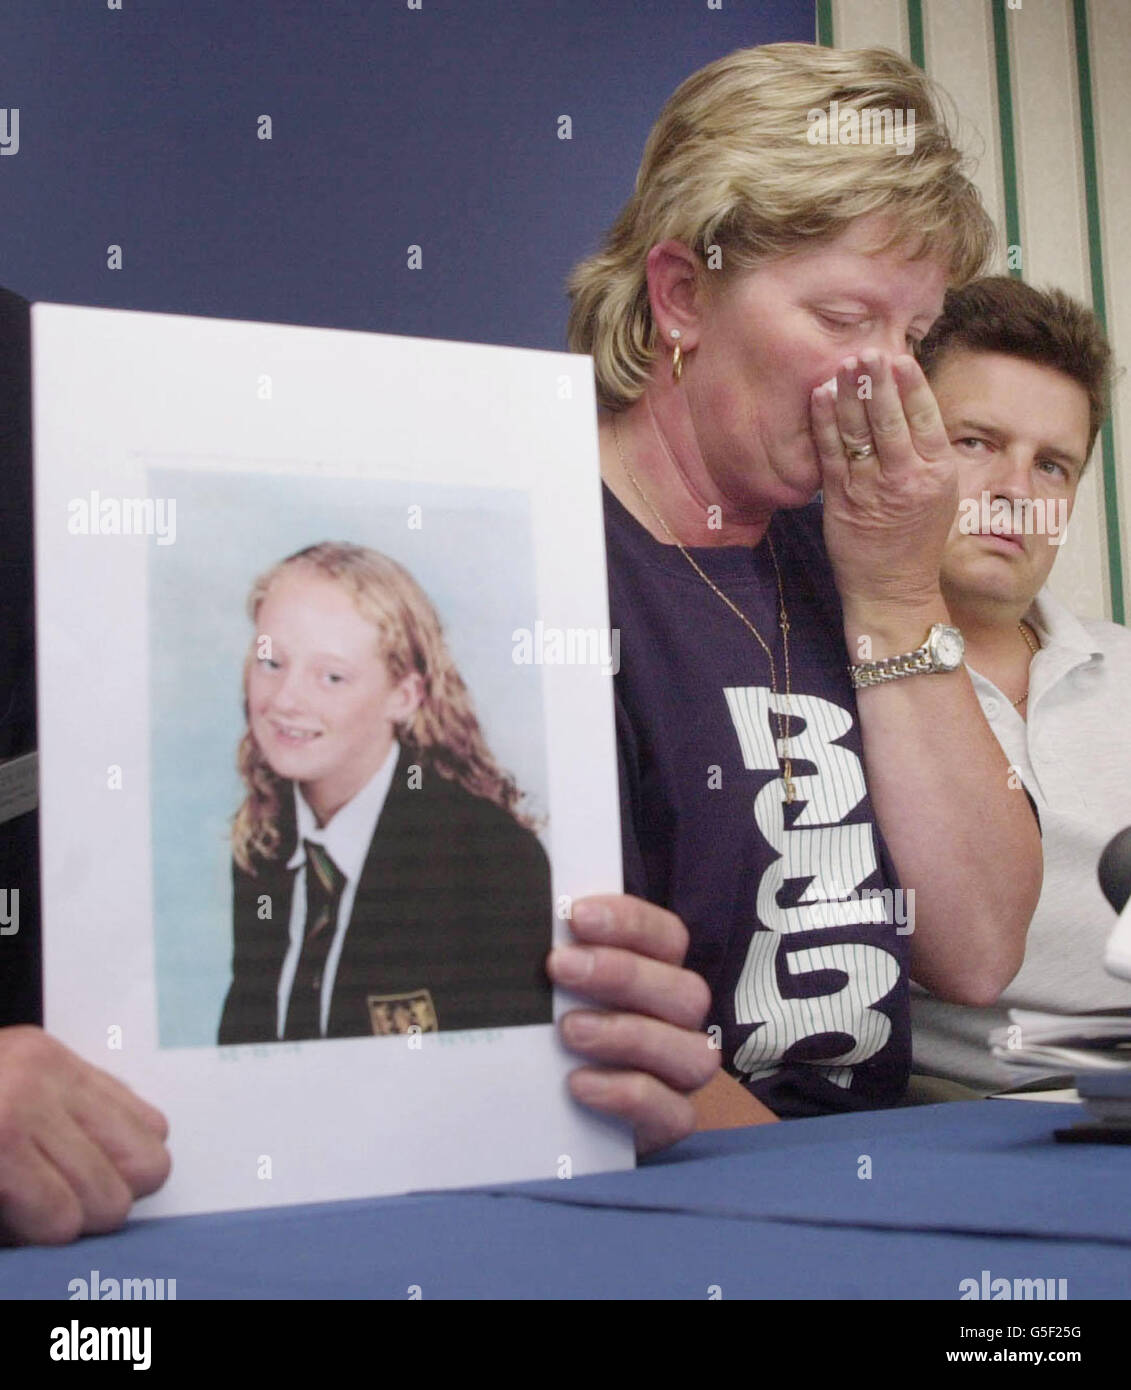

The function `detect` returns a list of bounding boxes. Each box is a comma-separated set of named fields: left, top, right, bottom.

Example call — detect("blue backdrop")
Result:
left=0, top=0, right=815, bottom=1026
left=0, top=0, right=814, bottom=346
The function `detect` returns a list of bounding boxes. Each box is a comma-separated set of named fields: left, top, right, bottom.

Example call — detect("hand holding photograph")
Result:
left=32, top=302, right=628, bottom=1219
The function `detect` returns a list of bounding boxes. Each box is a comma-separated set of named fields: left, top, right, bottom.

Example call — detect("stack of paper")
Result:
left=1075, top=1072, right=1131, bottom=1128
left=991, top=1009, right=1131, bottom=1129
left=990, top=1008, right=1131, bottom=1072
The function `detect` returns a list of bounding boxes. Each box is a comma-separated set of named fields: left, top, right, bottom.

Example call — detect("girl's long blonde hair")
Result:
left=232, top=541, right=533, bottom=873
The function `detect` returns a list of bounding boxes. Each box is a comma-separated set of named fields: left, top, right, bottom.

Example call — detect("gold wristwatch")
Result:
left=849, top=622, right=965, bottom=689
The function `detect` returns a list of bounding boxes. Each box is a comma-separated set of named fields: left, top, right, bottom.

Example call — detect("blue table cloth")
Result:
left=2, top=1100, right=1127, bottom=1299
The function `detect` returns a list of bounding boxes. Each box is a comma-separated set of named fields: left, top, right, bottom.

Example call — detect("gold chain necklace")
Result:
left=1013, top=620, right=1040, bottom=707
left=611, top=415, right=797, bottom=803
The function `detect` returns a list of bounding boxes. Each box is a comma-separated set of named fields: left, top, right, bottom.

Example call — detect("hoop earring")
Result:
left=670, top=328, right=684, bottom=384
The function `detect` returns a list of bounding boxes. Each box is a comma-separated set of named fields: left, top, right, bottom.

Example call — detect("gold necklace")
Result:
left=1013, top=620, right=1040, bottom=707
left=611, top=415, right=797, bottom=803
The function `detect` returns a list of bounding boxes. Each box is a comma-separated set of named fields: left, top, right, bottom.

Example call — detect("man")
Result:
left=910, top=275, right=1131, bottom=1095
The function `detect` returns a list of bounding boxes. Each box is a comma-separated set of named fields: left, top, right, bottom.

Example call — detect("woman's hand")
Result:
left=811, top=350, right=956, bottom=633
left=811, top=349, right=1040, bottom=1001
left=548, top=895, right=721, bottom=1156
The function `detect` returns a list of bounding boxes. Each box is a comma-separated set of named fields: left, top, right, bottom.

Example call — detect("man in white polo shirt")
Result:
left=910, top=276, right=1131, bottom=1095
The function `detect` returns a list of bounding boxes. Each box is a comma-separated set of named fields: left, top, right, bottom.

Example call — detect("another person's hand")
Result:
left=812, top=350, right=956, bottom=621
left=0, top=1026, right=171, bottom=1245
left=548, top=895, right=720, bottom=1155
left=691, top=1069, right=778, bottom=1131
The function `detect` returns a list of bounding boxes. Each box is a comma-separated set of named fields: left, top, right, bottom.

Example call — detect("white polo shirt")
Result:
left=911, top=588, right=1131, bottom=1092
left=276, top=740, right=400, bottom=1039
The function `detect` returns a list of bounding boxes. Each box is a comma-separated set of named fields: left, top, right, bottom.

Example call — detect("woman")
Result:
left=552, top=42, right=1042, bottom=1122
left=218, top=541, right=552, bottom=1044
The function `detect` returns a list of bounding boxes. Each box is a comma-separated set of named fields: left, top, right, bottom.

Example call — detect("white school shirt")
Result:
left=911, top=589, right=1131, bottom=1091
left=276, top=740, right=400, bottom=1039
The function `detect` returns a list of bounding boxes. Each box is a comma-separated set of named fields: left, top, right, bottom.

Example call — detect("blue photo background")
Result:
left=148, top=466, right=547, bottom=1048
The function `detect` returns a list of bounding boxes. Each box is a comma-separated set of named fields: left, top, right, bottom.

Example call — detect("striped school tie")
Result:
left=283, top=840, right=346, bottom=1040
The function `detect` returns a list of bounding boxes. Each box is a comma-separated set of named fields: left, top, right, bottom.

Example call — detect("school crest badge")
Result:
left=367, top=989, right=438, bottom=1036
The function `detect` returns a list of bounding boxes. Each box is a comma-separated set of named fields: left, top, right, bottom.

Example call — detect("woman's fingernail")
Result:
left=571, top=901, right=614, bottom=935
left=571, top=1071, right=612, bottom=1102
left=563, top=1011, right=603, bottom=1045
left=549, top=945, right=596, bottom=984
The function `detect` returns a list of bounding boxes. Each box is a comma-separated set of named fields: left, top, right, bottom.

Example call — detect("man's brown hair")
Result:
left=916, top=275, right=1115, bottom=459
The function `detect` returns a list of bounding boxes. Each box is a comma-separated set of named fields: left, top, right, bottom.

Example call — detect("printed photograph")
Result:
left=148, top=468, right=552, bottom=1048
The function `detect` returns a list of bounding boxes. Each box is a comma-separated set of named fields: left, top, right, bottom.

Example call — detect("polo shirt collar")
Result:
left=1026, top=586, right=1103, bottom=661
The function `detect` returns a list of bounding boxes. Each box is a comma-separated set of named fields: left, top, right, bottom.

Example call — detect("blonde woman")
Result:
left=554, top=42, right=1042, bottom=1125
left=218, top=542, right=552, bottom=1044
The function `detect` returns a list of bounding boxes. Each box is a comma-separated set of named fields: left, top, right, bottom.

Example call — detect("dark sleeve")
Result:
left=216, top=861, right=246, bottom=1044
left=614, top=682, right=649, bottom=901
left=217, top=860, right=277, bottom=1045
left=0, top=287, right=39, bottom=1029
left=0, top=287, right=32, bottom=758
left=493, top=819, right=554, bottom=1027
left=436, top=796, right=554, bottom=1032
left=216, top=973, right=242, bottom=1044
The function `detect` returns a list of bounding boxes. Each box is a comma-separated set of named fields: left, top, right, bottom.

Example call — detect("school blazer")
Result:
left=218, top=749, right=553, bottom=1043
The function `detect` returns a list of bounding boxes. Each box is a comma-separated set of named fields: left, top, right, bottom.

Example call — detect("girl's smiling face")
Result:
left=247, top=566, right=422, bottom=824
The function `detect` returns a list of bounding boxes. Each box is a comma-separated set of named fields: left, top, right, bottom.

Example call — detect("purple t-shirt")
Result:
left=605, top=484, right=910, bottom=1117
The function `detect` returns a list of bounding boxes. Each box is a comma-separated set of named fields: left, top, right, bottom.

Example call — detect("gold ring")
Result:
left=844, top=442, right=875, bottom=461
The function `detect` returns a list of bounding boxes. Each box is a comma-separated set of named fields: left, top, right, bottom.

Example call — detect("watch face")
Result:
left=932, top=626, right=965, bottom=670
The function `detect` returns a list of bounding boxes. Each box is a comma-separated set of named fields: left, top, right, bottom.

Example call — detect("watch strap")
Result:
left=849, top=646, right=935, bottom=688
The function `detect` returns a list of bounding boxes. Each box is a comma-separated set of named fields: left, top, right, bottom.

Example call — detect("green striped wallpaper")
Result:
left=821, top=0, right=1129, bottom=626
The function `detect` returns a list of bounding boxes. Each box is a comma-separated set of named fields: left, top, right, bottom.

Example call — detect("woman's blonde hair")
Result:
left=566, top=42, right=995, bottom=411
left=232, top=541, right=532, bottom=873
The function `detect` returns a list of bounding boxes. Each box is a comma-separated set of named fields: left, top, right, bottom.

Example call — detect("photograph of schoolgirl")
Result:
left=147, top=468, right=553, bottom=1049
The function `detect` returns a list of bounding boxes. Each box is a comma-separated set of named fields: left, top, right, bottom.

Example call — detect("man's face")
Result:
left=684, top=213, right=948, bottom=513
left=934, top=349, right=1092, bottom=610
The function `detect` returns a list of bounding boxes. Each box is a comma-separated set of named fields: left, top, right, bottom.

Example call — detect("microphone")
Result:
left=1098, top=827, right=1131, bottom=981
